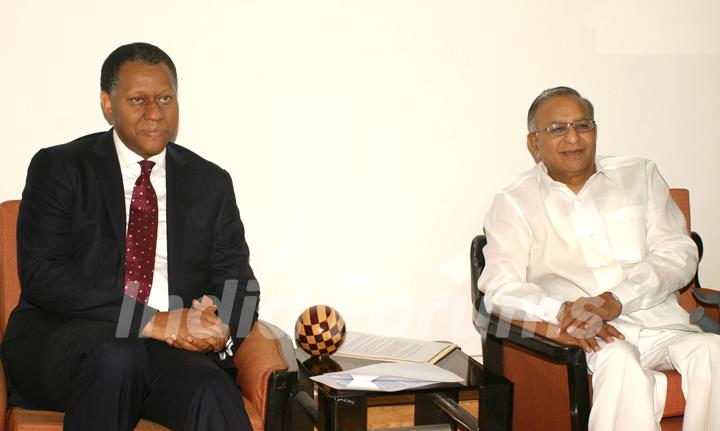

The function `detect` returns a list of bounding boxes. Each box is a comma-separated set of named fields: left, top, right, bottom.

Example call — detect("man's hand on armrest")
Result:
left=504, top=318, right=624, bottom=354
left=141, top=304, right=230, bottom=353
left=492, top=293, right=625, bottom=354
left=537, top=321, right=624, bottom=353
left=557, top=293, right=622, bottom=336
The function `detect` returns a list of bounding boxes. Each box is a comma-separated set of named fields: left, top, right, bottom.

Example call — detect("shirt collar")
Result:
left=113, top=129, right=166, bottom=172
left=594, top=156, right=621, bottom=186
left=535, top=161, right=557, bottom=188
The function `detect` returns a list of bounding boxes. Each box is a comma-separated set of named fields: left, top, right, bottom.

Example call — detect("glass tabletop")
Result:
left=295, top=346, right=509, bottom=397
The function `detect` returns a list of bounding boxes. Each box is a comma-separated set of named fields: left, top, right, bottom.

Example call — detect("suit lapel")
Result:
left=165, top=143, right=189, bottom=295
left=90, top=130, right=126, bottom=247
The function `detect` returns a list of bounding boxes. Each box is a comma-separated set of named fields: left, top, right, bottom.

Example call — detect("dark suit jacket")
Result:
left=5, top=129, right=259, bottom=368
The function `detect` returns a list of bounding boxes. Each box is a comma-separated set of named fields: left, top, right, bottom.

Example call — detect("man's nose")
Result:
left=564, top=125, right=579, bottom=143
left=143, top=101, right=163, bottom=120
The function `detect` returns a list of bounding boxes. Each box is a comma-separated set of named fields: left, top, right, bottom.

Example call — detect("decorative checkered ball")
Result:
left=295, top=305, right=347, bottom=357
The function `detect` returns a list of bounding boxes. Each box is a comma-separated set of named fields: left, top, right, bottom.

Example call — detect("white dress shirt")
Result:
left=114, top=131, right=169, bottom=311
left=478, top=156, right=700, bottom=344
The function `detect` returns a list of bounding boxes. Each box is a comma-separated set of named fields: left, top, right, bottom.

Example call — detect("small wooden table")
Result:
left=292, top=347, right=512, bottom=431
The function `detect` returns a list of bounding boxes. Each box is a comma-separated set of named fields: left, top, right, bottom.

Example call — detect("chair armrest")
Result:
left=476, top=296, right=585, bottom=366
left=476, top=298, right=592, bottom=430
left=234, top=320, right=297, bottom=429
left=488, top=316, right=586, bottom=365
left=694, top=288, right=720, bottom=307
left=691, top=232, right=703, bottom=260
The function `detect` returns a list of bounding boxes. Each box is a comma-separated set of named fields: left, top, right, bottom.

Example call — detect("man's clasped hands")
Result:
left=550, top=292, right=625, bottom=352
left=141, top=295, right=230, bottom=353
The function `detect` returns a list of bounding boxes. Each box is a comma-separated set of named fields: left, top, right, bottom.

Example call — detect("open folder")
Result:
left=310, top=362, right=464, bottom=392
left=332, top=331, right=457, bottom=364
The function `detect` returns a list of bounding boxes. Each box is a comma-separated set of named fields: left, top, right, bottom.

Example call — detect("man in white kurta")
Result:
left=478, top=86, right=719, bottom=431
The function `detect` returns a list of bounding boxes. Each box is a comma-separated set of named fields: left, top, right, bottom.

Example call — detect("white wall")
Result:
left=2, top=0, right=719, bottom=356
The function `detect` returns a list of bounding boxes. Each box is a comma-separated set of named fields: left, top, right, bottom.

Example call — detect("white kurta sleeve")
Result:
left=608, top=161, right=699, bottom=313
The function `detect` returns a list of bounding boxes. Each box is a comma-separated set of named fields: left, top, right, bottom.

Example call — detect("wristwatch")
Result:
left=218, top=338, right=234, bottom=360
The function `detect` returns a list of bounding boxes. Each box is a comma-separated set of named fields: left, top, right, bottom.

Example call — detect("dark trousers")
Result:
left=1, top=308, right=252, bottom=431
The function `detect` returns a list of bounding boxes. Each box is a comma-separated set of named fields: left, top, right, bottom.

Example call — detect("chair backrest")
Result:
left=0, top=200, right=21, bottom=338
left=669, top=189, right=691, bottom=233
left=471, top=189, right=713, bottom=317
left=669, top=190, right=717, bottom=319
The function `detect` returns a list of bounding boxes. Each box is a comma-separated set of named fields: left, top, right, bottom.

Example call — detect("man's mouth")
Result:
left=561, top=149, right=584, bottom=157
left=141, top=130, right=167, bottom=137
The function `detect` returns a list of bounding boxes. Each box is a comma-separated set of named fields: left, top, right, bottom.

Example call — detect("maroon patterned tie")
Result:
left=124, top=160, right=158, bottom=304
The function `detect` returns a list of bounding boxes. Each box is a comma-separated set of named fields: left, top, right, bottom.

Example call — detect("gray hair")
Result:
left=527, top=86, right=594, bottom=132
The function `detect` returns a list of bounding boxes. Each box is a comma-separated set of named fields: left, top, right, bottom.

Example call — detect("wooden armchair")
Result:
left=0, top=200, right=297, bottom=431
left=470, top=189, right=720, bottom=431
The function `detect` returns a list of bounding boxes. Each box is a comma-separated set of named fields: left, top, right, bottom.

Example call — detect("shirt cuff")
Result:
left=534, top=296, right=566, bottom=325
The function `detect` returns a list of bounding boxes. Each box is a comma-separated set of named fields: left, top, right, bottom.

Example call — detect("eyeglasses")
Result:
left=533, top=120, right=596, bottom=137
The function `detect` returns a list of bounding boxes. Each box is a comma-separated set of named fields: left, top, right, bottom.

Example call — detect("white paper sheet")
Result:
left=310, top=362, right=464, bottom=392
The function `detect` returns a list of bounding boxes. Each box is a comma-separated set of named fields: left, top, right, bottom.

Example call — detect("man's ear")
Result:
left=527, top=133, right=541, bottom=163
left=100, top=91, right=114, bottom=125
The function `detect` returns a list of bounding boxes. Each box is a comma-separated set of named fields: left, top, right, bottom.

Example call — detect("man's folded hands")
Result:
left=141, top=295, right=230, bottom=353
left=554, top=293, right=624, bottom=352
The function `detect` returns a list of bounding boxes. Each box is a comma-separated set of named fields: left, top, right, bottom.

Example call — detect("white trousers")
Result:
left=585, top=330, right=720, bottom=431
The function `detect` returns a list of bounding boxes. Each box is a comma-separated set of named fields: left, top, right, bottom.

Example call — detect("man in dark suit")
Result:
left=1, top=42, right=258, bottom=430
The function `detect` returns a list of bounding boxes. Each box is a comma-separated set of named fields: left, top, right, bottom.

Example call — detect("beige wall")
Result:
left=2, top=0, right=719, bottom=355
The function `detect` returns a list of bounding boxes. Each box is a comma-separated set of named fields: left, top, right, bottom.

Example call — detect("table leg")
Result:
left=292, top=362, right=318, bottom=431
left=479, top=383, right=513, bottom=431
left=415, top=391, right=457, bottom=430
left=317, top=390, right=367, bottom=431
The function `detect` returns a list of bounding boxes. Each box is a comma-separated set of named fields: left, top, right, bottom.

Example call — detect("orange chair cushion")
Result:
left=663, top=371, right=685, bottom=417
left=0, top=201, right=21, bottom=339
left=245, top=398, right=263, bottom=431
left=234, top=322, right=289, bottom=428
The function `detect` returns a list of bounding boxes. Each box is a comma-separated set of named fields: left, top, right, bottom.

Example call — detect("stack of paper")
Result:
left=333, top=332, right=457, bottom=364
left=310, top=362, right=464, bottom=392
